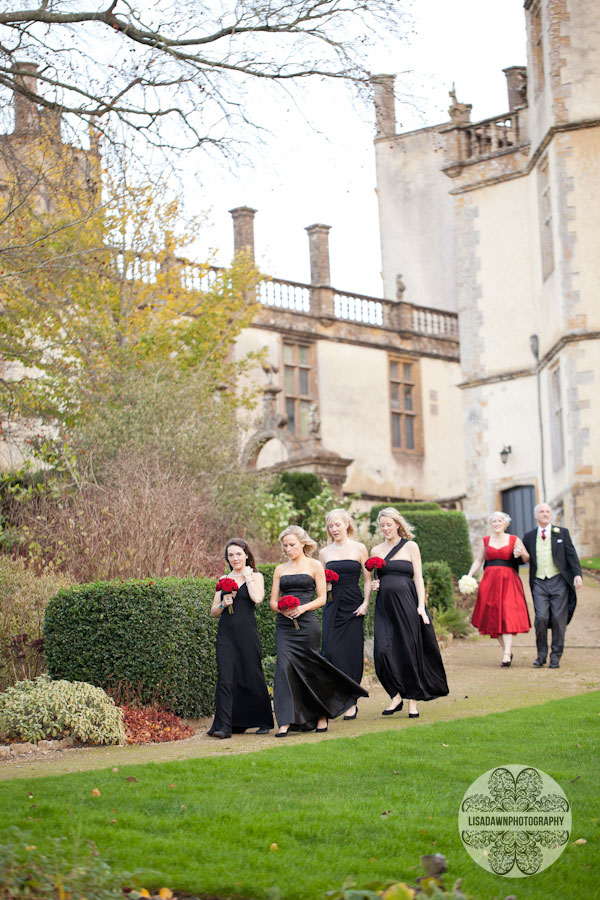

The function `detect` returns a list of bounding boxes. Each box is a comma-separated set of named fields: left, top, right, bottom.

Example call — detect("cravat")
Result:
left=541, top=529, right=546, bottom=540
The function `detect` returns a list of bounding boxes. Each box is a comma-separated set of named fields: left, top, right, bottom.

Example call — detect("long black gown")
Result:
left=321, top=559, right=364, bottom=703
left=208, top=581, right=274, bottom=735
left=374, top=540, right=449, bottom=702
left=274, top=573, right=368, bottom=730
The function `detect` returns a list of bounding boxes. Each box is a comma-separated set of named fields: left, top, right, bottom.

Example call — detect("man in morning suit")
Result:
left=522, top=502, right=582, bottom=669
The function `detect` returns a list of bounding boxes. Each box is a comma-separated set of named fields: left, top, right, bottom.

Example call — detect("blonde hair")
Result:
left=325, top=508, right=357, bottom=543
left=376, top=507, right=415, bottom=540
left=489, top=510, right=511, bottom=526
left=278, top=524, right=318, bottom=557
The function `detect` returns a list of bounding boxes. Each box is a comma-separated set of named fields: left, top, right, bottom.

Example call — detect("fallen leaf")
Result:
left=381, top=810, right=392, bottom=817
left=139, top=890, right=151, bottom=898
left=569, top=775, right=581, bottom=783
left=110, top=819, right=117, bottom=824
left=269, top=842, right=278, bottom=851
left=91, top=788, right=101, bottom=797
left=24, top=845, right=36, bottom=851
left=393, top=770, right=399, bottom=775
left=112, top=767, right=119, bottom=773
left=158, top=889, right=173, bottom=899
left=125, top=776, right=139, bottom=782
left=574, top=838, right=587, bottom=845
left=168, top=783, right=175, bottom=789
left=442, top=743, right=449, bottom=747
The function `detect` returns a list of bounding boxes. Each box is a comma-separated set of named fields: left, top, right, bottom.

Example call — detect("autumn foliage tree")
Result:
left=0, top=158, right=267, bottom=577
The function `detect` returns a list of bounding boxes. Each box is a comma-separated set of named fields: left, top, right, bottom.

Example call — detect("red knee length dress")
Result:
left=471, top=535, right=531, bottom=638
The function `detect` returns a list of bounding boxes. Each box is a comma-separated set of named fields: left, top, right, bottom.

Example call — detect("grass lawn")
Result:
left=581, top=557, right=600, bottom=570
left=1, top=692, right=598, bottom=900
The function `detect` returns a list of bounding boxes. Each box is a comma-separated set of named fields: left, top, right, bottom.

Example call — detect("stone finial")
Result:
left=396, top=274, right=406, bottom=299
left=503, top=66, right=528, bottom=110
left=229, top=206, right=257, bottom=260
left=371, top=74, right=396, bottom=137
left=448, top=84, right=472, bottom=125
left=305, top=223, right=331, bottom=286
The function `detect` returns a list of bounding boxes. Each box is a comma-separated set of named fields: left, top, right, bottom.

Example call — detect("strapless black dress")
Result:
left=208, top=581, right=274, bottom=735
left=374, top=552, right=449, bottom=702
left=321, top=559, right=364, bottom=701
left=274, top=573, right=368, bottom=729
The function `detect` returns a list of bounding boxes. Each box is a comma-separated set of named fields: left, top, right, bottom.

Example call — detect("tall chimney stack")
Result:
left=503, top=66, right=528, bottom=110
left=13, top=61, right=40, bottom=134
left=229, top=206, right=257, bottom=261
left=305, top=224, right=331, bottom=286
left=372, top=75, right=396, bottom=137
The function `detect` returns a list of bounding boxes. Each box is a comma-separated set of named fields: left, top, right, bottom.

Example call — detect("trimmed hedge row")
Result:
left=369, top=505, right=471, bottom=577
left=44, top=568, right=279, bottom=719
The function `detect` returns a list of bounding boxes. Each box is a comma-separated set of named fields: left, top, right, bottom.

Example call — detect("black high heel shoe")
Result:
left=343, top=707, right=358, bottom=721
left=315, top=721, right=328, bottom=733
left=382, top=700, right=404, bottom=716
left=501, top=653, right=514, bottom=668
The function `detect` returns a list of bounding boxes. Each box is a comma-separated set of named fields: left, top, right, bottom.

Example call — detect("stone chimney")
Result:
left=229, top=206, right=257, bottom=260
left=372, top=75, right=396, bottom=137
left=503, top=66, right=528, bottom=110
left=13, top=61, right=40, bottom=134
left=305, top=224, right=331, bottom=286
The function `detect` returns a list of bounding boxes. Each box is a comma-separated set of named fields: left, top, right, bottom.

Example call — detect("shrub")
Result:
left=0, top=675, right=126, bottom=745
left=423, top=561, right=454, bottom=612
left=370, top=506, right=472, bottom=577
left=0, top=832, right=132, bottom=900
left=435, top=606, right=473, bottom=638
left=45, top=569, right=280, bottom=718
left=272, top=471, right=322, bottom=522
left=0, top=557, right=69, bottom=689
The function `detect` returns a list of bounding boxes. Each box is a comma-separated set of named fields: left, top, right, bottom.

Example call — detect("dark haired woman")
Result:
left=207, top=538, right=274, bottom=739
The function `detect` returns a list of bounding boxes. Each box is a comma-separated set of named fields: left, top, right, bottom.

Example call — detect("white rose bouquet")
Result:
left=458, top=574, right=479, bottom=596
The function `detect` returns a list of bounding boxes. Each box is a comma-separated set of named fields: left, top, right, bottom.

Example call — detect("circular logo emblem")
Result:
left=458, top=765, right=571, bottom=877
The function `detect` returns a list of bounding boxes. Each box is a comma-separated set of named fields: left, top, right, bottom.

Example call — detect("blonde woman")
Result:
left=319, top=509, right=371, bottom=720
left=270, top=524, right=368, bottom=737
left=468, top=511, right=531, bottom=667
left=371, top=507, right=448, bottom=719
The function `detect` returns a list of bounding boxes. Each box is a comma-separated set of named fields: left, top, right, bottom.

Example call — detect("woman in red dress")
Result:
left=467, top=511, right=531, bottom=667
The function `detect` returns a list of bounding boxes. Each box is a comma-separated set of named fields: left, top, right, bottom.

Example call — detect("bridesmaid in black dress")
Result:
left=371, top=507, right=448, bottom=718
left=270, top=525, right=368, bottom=737
left=207, top=538, right=274, bottom=739
left=319, top=508, right=372, bottom=720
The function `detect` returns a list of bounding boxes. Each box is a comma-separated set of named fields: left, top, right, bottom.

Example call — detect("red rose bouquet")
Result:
left=216, top=577, right=238, bottom=614
left=365, top=557, right=386, bottom=572
left=324, top=568, right=339, bottom=598
left=278, top=594, right=301, bottom=630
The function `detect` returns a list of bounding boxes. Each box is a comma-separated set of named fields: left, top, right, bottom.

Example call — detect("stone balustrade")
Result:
left=112, top=255, right=458, bottom=344
left=456, top=110, right=527, bottom=163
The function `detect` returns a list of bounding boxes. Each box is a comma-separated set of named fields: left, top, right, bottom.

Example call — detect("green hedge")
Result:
left=422, top=561, right=454, bottom=612
left=45, top=566, right=279, bottom=719
left=369, top=506, right=471, bottom=577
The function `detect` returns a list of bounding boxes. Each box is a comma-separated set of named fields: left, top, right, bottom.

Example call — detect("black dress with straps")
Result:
left=208, top=581, right=274, bottom=735
left=321, top=559, right=364, bottom=701
left=274, top=573, right=368, bottom=729
left=374, top=540, right=449, bottom=702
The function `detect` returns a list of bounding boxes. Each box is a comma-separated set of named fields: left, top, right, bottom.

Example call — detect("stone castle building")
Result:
left=372, top=0, right=599, bottom=553
left=231, top=208, right=465, bottom=505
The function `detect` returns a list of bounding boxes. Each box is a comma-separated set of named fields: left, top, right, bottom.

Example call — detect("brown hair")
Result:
left=376, top=507, right=415, bottom=540
left=225, top=538, right=258, bottom=571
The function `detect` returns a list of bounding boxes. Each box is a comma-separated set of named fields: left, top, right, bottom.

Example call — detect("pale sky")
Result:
left=190, top=0, right=527, bottom=298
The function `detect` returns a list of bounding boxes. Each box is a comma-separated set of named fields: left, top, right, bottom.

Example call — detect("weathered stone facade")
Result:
left=373, top=0, right=600, bottom=554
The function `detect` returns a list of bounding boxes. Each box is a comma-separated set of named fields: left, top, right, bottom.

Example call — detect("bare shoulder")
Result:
left=406, top=540, right=421, bottom=556
left=310, top=557, right=325, bottom=574
left=370, top=541, right=386, bottom=556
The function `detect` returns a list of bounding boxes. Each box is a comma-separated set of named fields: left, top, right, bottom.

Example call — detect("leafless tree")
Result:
left=0, top=1, right=409, bottom=153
